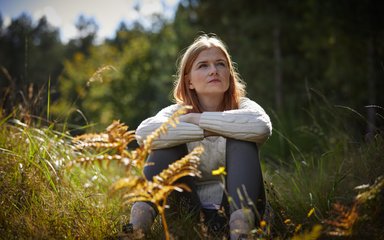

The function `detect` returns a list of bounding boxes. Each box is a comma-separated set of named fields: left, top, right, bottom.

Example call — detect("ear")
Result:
left=186, top=75, right=195, bottom=90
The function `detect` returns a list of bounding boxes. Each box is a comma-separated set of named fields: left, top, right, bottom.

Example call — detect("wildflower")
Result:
left=212, top=166, right=226, bottom=176
left=295, top=224, right=302, bottom=233
left=292, top=225, right=322, bottom=240
left=260, top=220, right=267, bottom=228
left=307, top=207, right=315, bottom=218
left=284, top=219, right=292, bottom=224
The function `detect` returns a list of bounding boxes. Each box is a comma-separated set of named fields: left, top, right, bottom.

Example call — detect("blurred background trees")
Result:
left=0, top=13, right=64, bottom=120
left=1, top=2, right=383, bottom=237
left=1, top=0, right=383, bottom=143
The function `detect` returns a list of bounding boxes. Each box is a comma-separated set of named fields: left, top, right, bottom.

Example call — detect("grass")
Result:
left=261, top=92, right=384, bottom=239
left=0, top=119, right=125, bottom=239
left=0, top=94, right=383, bottom=239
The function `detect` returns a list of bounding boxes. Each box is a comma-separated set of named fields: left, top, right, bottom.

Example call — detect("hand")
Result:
left=179, top=113, right=201, bottom=125
left=179, top=113, right=218, bottom=137
left=204, top=130, right=217, bottom=137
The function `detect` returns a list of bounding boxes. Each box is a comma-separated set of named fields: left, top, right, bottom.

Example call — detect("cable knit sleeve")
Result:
left=135, top=104, right=204, bottom=149
left=199, top=97, right=272, bottom=144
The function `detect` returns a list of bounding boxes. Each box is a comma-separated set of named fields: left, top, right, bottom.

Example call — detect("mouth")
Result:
left=208, top=78, right=221, bottom=83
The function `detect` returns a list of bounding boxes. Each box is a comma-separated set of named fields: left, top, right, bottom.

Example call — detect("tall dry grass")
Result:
left=1, top=91, right=383, bottom=239
left=0, top=119, right=122, bottom=239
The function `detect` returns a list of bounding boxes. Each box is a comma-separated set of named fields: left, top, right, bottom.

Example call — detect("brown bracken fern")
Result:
left=68, top=120, right=137, bottom=170
left=324, top=176, right=384, bottom=238
left=112, top=146, right=203, bottom=240
left=67, top=105, right=203, bottom=240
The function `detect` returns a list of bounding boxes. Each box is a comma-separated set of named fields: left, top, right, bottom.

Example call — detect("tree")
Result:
left=172, top=0, right=384, bottom=134
left=65, top=15, right=99, bottom=58
left=0, top=13, right=64, bottom=119
left=52, top=23, right=179, bottom=131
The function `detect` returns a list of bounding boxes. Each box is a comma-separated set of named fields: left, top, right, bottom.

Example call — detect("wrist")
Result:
left=204, top=130, right=216, bottom=137
left=179, top=113, right=201, bottom=125
left=193, top=113, right=201, bottom=125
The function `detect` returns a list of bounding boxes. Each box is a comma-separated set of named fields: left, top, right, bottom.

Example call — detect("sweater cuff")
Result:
left=199, top=111, right=272, bottom=144
left=147, top=124, right=204, bottom=149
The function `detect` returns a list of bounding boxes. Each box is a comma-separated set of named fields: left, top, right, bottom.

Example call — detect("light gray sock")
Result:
left=229, top=208, right=255, bottom=240
left=129, top=202, right=157, bottom=234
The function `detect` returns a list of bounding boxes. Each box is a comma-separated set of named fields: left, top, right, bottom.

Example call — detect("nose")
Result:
left=209, top=64, right=218, bottom=75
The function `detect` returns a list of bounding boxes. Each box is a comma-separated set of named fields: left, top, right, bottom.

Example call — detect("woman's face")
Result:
left=187, top=47, right=230, bottom=99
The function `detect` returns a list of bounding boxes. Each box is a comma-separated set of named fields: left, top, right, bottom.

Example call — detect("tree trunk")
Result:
left=273, top=25, right=283, bottom=112
left=366, top=35, right=376, bottom=137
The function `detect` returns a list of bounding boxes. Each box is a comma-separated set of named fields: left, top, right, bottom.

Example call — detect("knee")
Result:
left=143, top=144, right=188, bottom=180
left=143, top=164, right=156, bottom=181
left=226, top=138, right=259, bottom=156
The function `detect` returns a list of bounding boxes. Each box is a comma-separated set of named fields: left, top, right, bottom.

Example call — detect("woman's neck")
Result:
left=198, top=94, right=224, bottom=112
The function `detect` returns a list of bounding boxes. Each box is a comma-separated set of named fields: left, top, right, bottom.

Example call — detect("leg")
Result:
left=128, top=144, right=200, bottom=234
left=144, top=144, right=201, bottom=214
left=226, top=138, right=266, bottom=239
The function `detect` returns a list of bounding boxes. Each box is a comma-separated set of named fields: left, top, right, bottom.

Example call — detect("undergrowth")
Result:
left=261, top=91, right=384, bottom=239
left=0, top=93, right=383, bottom=239
left=0, top=119, right=123, bottom=239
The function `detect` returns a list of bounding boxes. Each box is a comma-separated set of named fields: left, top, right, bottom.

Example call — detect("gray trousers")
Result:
left=143, top=138, right=266, bottom=219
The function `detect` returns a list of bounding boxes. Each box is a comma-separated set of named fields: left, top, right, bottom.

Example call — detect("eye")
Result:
left=216, top=61, right=226, bottom=67
left=198, top=63, right=207, bottom=69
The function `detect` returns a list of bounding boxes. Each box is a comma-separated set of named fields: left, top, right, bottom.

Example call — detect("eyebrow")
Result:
left=195, top=58, right=227, bottom=65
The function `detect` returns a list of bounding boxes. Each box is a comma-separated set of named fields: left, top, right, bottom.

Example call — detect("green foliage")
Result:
left=1, top=98, right=383, bottom=239
left=51, top=25, right=179, bottom=131
left=0, top=14, right=64, bottom=119
left=176, top=0, right=384, bottom=122
left=2, top=1, right=383, bottom=136
left=261, top=93, right=384, bottom=238
left=51, top=43, right=121, bottom=127
left=1, top=1, right=384, bottom=239
left=0, top=120, right=123, bottom=239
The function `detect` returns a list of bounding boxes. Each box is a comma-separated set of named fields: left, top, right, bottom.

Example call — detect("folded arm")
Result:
left=135, top=98, right=272, bottom=149
left=135, top=104, right=204, bottom=149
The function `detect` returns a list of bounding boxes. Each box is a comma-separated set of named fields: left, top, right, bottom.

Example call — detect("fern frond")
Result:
left=72, top=120, right=135, bottom=153
left=73, top=141, right=121, bottom=150
left=68, top=154, right=140, bottom=170
left=68, top=108, right=202, bottom=240
left=123, top=184, right=182, bottom=206
left=110, top=177, right=147, bottom=193
left=115, top=145, right=203, bottom=210
left=136, top=106, right=192, bottom=165
left=73, top=133, right=109, bottom=143
left=154, top=145, right=203, bottom=185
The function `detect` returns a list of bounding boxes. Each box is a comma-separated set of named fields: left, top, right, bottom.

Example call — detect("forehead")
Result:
left=194, top=47, right=227, bottom=63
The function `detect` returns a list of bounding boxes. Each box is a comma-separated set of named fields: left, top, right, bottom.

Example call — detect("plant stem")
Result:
left=159, top=206, right=170, bottom=240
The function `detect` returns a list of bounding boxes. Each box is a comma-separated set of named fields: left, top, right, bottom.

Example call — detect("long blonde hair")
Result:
left=173, top=34, right=246, bottom=112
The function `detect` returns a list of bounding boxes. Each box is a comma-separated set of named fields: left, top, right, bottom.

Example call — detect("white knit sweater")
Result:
left=135, top=97, right=272, bottom=209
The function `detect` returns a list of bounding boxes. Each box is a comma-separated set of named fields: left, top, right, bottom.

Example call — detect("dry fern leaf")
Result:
left=72, top=120, right=135, bottom=152
left=153, top=145, right=203, bottom=185
left=115, top=146, right=204, bottom=207
left=123, top=184, right=183, bottom=206
left=110, top=177, right=147, bottom=193
left=131, top=105, right=192, bottom=169
left=138, top=105, right=192, bottom=156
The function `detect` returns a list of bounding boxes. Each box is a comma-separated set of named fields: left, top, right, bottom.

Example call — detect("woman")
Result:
left=127, top=34, right=272, bottom=239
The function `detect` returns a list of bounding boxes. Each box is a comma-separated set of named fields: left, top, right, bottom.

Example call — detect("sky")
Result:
left=0, top=0, right=180, bottom=43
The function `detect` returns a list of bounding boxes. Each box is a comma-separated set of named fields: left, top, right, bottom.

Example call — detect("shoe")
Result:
left=237, top=233, right=249, bottom=239
left=118, top=223, right=145, bottom=240
left=202, top=208, right=229, bottom=236
left=229, top=209, right=255, bottom=240
left=122, top=223, right=134, bottom=234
